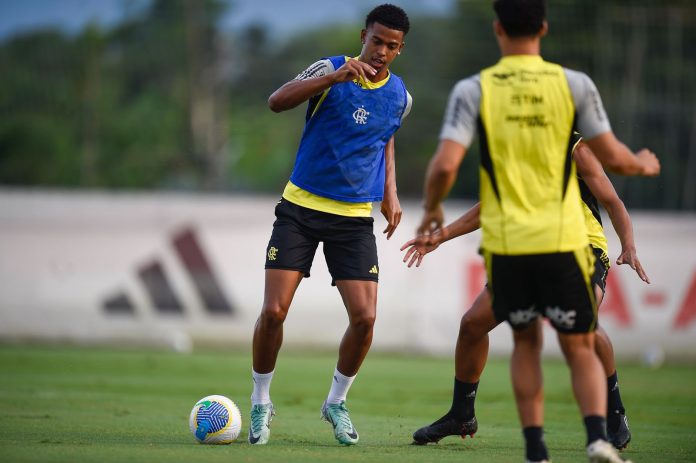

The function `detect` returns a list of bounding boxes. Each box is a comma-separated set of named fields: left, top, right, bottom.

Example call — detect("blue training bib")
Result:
left=289, top=56, right=407, bottom=203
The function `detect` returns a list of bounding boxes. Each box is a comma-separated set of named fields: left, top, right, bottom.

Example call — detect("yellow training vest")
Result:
left=478, top=55, right=588, bottom=254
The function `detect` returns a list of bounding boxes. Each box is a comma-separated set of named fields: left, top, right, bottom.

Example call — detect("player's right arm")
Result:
left=418, top=76, right=480, bottom=235
left=419, top=140, right=467, bottom=234
left=566, top=68, right=660, bottom=177
left=268, top=58, right=377, bottom=112
left=574, top=142, right=650, bottom=283
left=584, top=133, right=660, bottom=177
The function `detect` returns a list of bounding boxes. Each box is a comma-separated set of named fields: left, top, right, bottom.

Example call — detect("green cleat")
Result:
left=321, top=400, right=359, bottom=445
left=248, top=403, right=275, bottom=445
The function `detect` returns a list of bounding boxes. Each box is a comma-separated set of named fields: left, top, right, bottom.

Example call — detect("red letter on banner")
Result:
left=466, top=260, right=486, bottom=312
left=600, top=271, right=632, bottom=327
left=674, top=270, right=696, bottom=330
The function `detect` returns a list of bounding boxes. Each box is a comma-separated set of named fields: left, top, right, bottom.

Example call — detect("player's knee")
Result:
left=349, top=311, right=376, bottom=333
left=558, top=332, right=594, bottom=359
left=512, top=324, right=544, bottom=352
left=595, top=325, right=613, bottom=350
left=260, top=302, right=289, bottom=326
left=459, top=315, right=485, bottom=342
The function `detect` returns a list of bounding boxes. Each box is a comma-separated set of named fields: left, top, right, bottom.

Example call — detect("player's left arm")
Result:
left=381, top=135, right=402, bottom=239
left=401, top=202, right=481, bottom=268
left=574, top=142, right=650, bottom=283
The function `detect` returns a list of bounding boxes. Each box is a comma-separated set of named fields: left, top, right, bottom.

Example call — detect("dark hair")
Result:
left=365, top=4, right=410, bottom=35
left=493, top=0, right=545, bottom=38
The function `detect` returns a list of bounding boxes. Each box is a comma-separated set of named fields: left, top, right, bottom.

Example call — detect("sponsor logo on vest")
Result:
left=369, top=265, right=379, bottom=275
left=353, top=105, right=370, bottom=125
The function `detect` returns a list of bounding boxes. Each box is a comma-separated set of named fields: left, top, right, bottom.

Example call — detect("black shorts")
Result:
left=264, top=198, right=378, bottom=285
left=484, top=247, right=598, bottom=333
left=591, top=246, right=610, bottom=293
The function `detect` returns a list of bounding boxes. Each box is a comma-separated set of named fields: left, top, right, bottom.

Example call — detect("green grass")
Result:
left=1, top=345, right=695, bottom=462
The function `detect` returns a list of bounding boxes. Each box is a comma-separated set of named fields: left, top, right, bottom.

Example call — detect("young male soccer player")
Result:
left=403, top=140, right=647, bottom=453
left=410, top=0, right=659, bottom=461
left=249, top=4, right=412, bottom=446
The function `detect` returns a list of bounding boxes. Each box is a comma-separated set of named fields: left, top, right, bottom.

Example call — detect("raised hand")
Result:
left=332, top=58, right=377, bottom=83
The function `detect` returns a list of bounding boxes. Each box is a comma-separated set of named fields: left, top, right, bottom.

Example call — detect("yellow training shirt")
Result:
left=478, top=55, right=589, bottom=254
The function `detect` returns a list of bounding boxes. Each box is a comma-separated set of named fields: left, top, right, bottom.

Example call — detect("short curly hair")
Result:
left=365, top=4, right=410, bottom=35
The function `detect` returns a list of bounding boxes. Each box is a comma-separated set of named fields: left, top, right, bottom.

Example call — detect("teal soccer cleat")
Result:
left=321, top=400, right=359, bottom=445
left=248, top=403, right=275, bottom=445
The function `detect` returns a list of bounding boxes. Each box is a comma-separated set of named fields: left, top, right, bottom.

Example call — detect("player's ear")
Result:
left=493, top=19, right=504, bottom=38
left=360, top=29, right=367, bottom=44
left=539, top=20, right=549, bottom=38
left=398, top=42, right=405, bottom=55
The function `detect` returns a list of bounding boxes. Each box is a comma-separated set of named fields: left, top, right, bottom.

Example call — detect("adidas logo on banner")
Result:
left=102, top=227, right=236, bottom=317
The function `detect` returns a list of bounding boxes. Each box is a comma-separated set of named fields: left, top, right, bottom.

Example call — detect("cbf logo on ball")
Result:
left=189, top=395, right=242, bottom=444
left=353, top=105, right=369, bottom=124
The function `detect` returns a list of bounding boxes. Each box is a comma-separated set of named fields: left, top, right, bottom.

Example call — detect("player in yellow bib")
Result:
left=403, top=140, right=647, bottom=453
left=411, top=1, right=659, bottom=462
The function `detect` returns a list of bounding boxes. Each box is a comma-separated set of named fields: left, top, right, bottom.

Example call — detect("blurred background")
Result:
left=1, top=0, right=695, bottom=206
left=1, top=0, right=695, bottom=361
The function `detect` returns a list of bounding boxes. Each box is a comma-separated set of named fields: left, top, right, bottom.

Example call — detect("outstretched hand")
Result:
left=616, top=248, right=650, bottom=284
left=400, top=231, right=446, bottom=268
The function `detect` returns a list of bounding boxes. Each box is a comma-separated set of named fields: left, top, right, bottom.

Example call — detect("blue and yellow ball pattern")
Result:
left=189, top=395, right=242, bottom=444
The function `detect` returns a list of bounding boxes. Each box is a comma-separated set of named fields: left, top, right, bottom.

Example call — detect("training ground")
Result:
left=1, top=345, right=695, bottom=463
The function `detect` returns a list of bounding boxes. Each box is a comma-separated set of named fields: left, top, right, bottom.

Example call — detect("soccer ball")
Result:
left=189, top=395, right=242, bottom=444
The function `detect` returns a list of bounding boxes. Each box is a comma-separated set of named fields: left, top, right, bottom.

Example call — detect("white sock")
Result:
left=326, top=367, right=356, bottom=404
left=251, top=369, right=274, bottom=405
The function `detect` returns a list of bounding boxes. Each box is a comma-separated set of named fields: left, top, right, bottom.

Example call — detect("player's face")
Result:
left=360, top=22, right=405, bottom=76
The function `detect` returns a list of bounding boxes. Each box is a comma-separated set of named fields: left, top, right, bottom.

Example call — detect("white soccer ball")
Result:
left=189, top=395, right=242, bottom=444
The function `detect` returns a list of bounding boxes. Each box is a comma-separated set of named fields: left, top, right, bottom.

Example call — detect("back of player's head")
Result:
left=493, top=0, right=546, bottom=37
left=365, top=4, right=410, bottom=35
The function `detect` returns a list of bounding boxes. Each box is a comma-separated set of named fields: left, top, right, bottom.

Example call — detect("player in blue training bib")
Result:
left=247, top=4, right=412, bottom=447
left=290, top=55, right=407, bottom=202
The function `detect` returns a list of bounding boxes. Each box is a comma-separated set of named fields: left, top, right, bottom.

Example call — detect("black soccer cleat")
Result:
left=607, top=413, right=631, bottom=451
left=412, top=414, right=478, bottom=445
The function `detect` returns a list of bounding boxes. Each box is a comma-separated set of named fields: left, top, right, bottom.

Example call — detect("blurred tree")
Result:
left=0, top=0, right=694, bottom=210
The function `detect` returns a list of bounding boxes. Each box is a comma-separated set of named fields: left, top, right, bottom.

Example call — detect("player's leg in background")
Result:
left=454, top=289, right=500, bottom=417
left=412, top=288, right=498, bottom=444
left=557, top=330, right=608, bottom=443
left=511, top=318, right=550, bottom=462
left=594, top=286, right=631, bottom=450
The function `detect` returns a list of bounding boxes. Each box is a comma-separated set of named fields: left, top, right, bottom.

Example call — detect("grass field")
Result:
left=1, top=345, right=695, bottom=462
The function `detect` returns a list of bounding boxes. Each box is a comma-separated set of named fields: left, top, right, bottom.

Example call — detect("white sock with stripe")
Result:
left=326, top=367, right=356, bottom=404
left=251, top=369, right=274, bottom=405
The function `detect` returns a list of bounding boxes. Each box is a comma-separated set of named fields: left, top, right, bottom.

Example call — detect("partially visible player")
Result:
left=411, top=0, right=659, bottom=461
left=249, top=4, right=411, bottom=447
left=403, top=140, right=645, bottom=452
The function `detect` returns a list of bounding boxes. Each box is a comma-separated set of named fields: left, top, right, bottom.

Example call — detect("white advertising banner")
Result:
left=1, top=190, right=694, bottom=361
